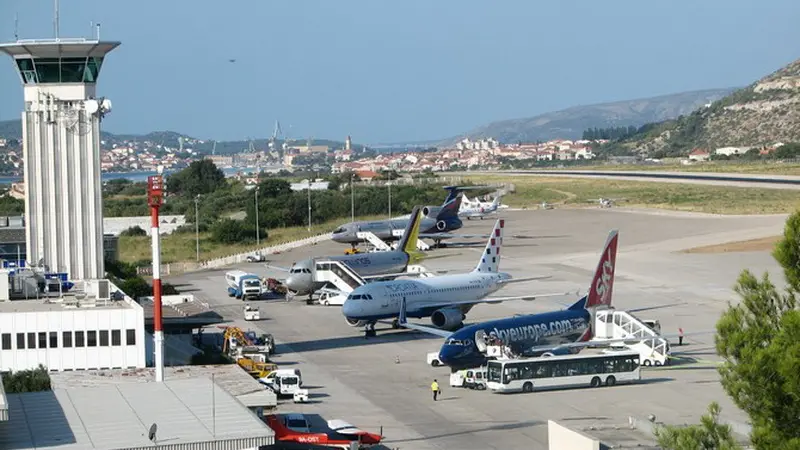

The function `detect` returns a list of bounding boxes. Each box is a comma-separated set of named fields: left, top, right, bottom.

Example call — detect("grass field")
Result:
left=464, top=175, right=800, bottom=215
left=537, top=161, right=800, bottom=175
left=118, top=214, right=387, bottom=264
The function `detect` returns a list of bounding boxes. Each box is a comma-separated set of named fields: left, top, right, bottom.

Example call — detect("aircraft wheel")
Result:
left=590, top=377, right=602, bottom=388
left=605, top=376, right=616, bottom=387
left=522, top=382, right=533, bottom=393
left=392, top=319, right=400, bottom=329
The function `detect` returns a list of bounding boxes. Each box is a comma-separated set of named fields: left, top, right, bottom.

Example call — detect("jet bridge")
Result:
left=313, top=260, right=366, bottom=294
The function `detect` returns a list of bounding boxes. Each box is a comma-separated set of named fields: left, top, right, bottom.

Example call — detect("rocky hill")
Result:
left=605, top=57, right=800, bottom=156
left=442, top=88, right=735, bottom=145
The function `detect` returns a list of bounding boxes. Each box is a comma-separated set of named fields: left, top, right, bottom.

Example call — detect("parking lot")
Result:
left=167, top=207, right=786, bottom=449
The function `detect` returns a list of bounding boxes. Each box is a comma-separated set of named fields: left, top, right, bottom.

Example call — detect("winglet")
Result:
left=397, top=206, right=423, bottom=256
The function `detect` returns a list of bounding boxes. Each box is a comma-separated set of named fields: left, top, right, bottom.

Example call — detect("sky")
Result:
left=0, top=1, right=799, bottom=145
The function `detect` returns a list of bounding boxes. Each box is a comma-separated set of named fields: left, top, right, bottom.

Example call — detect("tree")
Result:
left=166, top=160, right=226, bottom=197
left=655, top=402, right=742, bottom=450
left=120, top=225, right=147, bottom=237
left=2, top=364, right=52, bottom=393
left=712, top=210, right=800, bottom=448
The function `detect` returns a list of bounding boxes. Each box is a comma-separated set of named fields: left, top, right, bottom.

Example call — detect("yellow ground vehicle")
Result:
left=237, top=357, right=278, bottom=378
left=344, top=247, right=362, bottom=255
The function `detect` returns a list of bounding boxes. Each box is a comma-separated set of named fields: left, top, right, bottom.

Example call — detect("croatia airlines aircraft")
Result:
left=340, top=219, right=572, bottom=334
left=398, top=229, right=621, bottom=369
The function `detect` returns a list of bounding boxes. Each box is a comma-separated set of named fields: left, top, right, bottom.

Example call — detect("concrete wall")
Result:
left=104, top=215, right=186, bottom=236
left=548, top=420, right=600, bottom=450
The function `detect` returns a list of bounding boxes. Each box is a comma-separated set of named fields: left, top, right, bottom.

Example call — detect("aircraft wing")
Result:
left=496, top=275, right=553, bottom=285
left=394, top=297, right=454, bottom=339
left=264, top=264, right=291, bottom=272
left=419, top=232, right=491, bottom=240
left=424, top=291, right=578, bottom=310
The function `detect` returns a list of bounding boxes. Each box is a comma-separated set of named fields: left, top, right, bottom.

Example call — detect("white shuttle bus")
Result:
left=486, top=351, right=641, bottom=393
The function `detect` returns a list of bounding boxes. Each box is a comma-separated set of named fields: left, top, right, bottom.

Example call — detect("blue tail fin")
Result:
left=567, top=295, right=588, bottom=310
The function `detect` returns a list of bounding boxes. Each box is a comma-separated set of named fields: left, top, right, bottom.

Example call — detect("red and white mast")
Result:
left=147, top=175, right=165, bottom=382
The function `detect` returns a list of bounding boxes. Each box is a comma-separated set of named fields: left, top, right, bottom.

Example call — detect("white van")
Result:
left=261, top=368, right=303, bottom=387
left=427, top=352, right=442, bottom=367
left=464, top=367, right=487, bottom=390
left=450, top=370, right=467, bottom=388
left=318, top=290, right=347, bottom=306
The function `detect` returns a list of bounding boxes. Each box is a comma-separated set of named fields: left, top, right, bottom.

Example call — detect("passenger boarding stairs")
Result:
left=391, top=229, right=431, bottom=251
left=313, top=260, right=366, bottom=294
left=356, top=231, right=393, bottom=252
left=593, top=309, right=670, bottom=366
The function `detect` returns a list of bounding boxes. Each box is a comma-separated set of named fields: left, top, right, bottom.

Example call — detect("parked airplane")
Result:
left=399, top=230, right=619, bottom=369
left=331, top=186, right=487, bottom=248
left=341, top=218, right=572, bottom=334
left=459, top=194, right=503, bottom=220
left=277, top=206, right=425, bottom=298
left=590, top=197, right=627, bottom=208
left=397, top=229, right=620, bottom=369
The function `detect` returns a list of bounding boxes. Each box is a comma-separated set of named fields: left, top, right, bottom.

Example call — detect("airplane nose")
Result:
left=341, top=299, right=356, bottom=318
left=438, top=347, right=454, bottom=366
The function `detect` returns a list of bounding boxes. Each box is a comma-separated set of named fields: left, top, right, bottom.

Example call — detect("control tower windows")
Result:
left=14, top=57, right=105, bottom=84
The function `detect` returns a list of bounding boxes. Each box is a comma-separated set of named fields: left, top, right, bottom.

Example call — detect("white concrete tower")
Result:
left=0, top=37, right=120, bottom=280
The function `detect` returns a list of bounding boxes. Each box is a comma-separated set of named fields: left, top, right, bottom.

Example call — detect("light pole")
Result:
left=387, top=171, right=392, bottom=218
left=254, top=187, right=260, bottom=248
left=194, top=195, right=200, bottom=261
left=307, top=176, right=312, bottom=232
left=350, top=173, right=355, bottom=223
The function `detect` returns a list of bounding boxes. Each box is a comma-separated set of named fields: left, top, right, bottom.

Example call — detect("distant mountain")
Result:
left=0, top=120, right=354, bottom=154
left=441, top=88, right=736, bottom=146
left=596, top=57, right=800, bottom=157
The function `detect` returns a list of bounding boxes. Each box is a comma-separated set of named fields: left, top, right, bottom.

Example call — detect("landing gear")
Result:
left=391, top=318, right=400, bottom=329
left=306, top=293, right=314, bottom=305
left=363, top=322, right=377, bottom=338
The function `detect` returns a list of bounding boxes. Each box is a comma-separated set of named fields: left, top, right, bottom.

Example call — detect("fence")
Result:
left=136, top=233, right=333, bottom=276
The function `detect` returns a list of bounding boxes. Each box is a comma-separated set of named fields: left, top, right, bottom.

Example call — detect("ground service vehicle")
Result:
left=464, top=367, right=487, bottom=390
left=427, top=352, right=442, bottom=367
left=226, top=270, right=262, bottom=300
left=318, top=289, right=347, bottom=306
left=450, top=369, right=466, bottom=387
left=486, top=351, right=641, bottom=393
left=243, top=304, right=260, bottom=321
left=261, top=368, right=303, bottom=387
left=260, top=372, right=302, bottom=397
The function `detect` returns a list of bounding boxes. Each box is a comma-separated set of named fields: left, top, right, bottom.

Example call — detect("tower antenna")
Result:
left=54, top=0, right=60, bottom=40
left=14, top=13, right=19, bottom=41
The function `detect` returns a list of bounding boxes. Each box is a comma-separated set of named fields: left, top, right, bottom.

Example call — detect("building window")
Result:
left=99, top=330, right=109, bottom=346
left=126, top=329, right=136, bottom=346
left=16, top=333, right=25, bottom=349
left=38, top=332, right=47, bottom=349
left=27, top=332, right=35, bottom=349
left=75, top=331, right=85, bottom=347
left=62, top=331, right=72, bottom=348
left=49, top=332, right=58, bottom=348
left=111, top=330, right=121, bottom=346
left=87, top=331, right=97, bottom=347
left=1, top=333, right=10, bottom=350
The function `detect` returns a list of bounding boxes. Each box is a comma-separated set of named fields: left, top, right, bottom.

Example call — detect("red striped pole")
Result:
left=147, top=175, right=165, bottom=382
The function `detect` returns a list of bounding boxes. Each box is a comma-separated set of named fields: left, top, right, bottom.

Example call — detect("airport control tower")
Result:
left=0, top=34, right=120, bottom=280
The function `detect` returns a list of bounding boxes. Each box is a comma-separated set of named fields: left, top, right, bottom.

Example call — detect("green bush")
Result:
left=120, top=225, right=147, bottom=237
left=209, top=218, right=263, bottom=244
left=2, top=364, right=52, bottom=393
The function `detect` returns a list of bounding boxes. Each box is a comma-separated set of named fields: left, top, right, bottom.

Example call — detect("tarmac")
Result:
left=165, top=207, right=788, bottom=450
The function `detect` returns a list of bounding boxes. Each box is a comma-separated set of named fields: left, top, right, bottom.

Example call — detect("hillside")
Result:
left=443, top=88, right=735, bottom=145
left=0, top=119, right=352, bottom=155
left=605, top=57, right=800, bottom=156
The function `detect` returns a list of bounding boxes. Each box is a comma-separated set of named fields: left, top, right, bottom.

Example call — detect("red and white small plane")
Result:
left=265, top=414, right=383, bottom=449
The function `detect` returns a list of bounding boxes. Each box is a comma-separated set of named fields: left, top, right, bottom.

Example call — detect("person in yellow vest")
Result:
left=431, top=379, right=440, bottom=401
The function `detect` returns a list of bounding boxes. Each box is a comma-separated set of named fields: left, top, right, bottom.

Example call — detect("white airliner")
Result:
left=459, top=194, right=504, bottom=220
left=341, top=219, right=574, bottom=334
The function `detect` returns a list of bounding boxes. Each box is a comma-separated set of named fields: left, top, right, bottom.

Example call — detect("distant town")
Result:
left=0, top=133, right=608, bottom=178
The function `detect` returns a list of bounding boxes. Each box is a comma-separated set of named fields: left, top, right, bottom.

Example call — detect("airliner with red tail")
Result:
left=399, top=229, right=625, bottom=370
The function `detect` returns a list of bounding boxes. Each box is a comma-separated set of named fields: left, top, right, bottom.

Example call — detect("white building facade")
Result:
left=0, top=298, right=146, bottom=372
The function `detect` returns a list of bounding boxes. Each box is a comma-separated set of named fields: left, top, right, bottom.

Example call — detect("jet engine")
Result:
left=431, top=307, right=465, bottom=330
left=345, top=317, right=369, bottom=327
left=422, top=206, right=442, bottom=219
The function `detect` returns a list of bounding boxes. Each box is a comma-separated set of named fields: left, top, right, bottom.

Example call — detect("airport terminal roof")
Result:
left=0, top=376, right=274, bottom=450
left=49, top=365, right=277, bottom=409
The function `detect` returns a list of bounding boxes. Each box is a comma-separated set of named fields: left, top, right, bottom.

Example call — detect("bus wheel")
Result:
left=643, top=359, right=652, bottom=367
left=590, top=377, right=601, bottom=388
left=605, top=376, right=616, bottom=387
left=522, top=382, right=533, bottom=393
left=654, top=361, right=662, bottom=366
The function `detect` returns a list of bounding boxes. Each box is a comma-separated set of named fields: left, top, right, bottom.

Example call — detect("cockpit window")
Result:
left=446, top=338, right=464, bottom=346
left=333, top=227, right=346, bottom=234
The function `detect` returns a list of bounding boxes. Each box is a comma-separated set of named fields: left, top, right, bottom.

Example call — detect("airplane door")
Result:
left=475, top=330, right=487, bottom=353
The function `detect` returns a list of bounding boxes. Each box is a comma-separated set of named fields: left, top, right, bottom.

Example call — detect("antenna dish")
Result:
left=148, top=423, right=158, bottom=442
left=100, top=98, right=112, bottom=113
left=85, top=100, right=99, bottom=115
